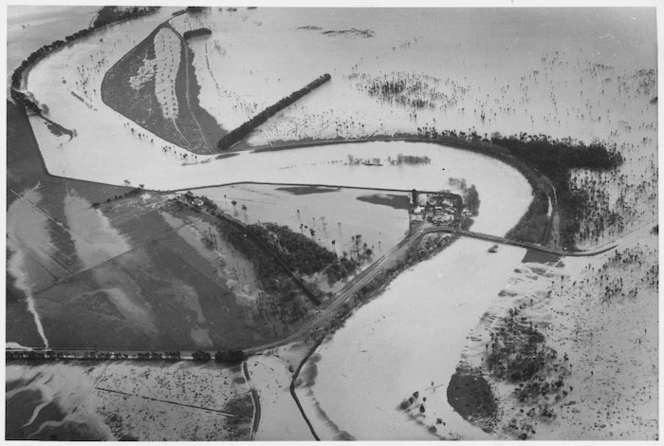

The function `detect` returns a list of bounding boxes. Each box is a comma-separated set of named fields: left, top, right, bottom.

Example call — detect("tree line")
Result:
left=183, top=28, right=212, bottom=39
left=10, top=6, right=160, bottom=113
left=93, top=6, right=160, bottom=29
left=6, top=349, right=245, bottom=362
left=217, top=73, right=331, bottom=150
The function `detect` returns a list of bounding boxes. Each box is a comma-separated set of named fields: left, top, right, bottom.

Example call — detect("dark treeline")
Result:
left=93, top=6, right=160, bottom=28
left=183, top=28, right=212, bottom=39
left=248, top=222, right=337, bottom=275
left=217, top=74, right=331, bottom=150
left=491, top=133, right=623, bottom=171
left=6, top=349, right=246, bottom=362
left=92, top=185, right=145, bottom=208
left=10, top=6, right=160, bottom=113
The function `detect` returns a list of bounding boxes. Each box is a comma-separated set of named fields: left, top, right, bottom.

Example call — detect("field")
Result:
left=27, top=195, right=320, bottom=351
left=102, top=23, right=224, bottom=154
left=6, top=361, right=253, bottom=441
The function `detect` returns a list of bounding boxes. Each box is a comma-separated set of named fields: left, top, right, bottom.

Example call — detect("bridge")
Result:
left=420, top=226, right=617, bottom=257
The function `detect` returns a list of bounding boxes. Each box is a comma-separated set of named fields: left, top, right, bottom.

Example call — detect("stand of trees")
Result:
left=217, top=74, right=331, bottom=150
left=10, top=6, right=160, bottom=113
left=248, top=222, right=337, bottom=275
left=490, top=133, right=623, bottom=248
left=183, top=28, right=212, bottom=39
left=218, top=220, right=285, bottom=291
left=326, top=256, right=360, bottom=284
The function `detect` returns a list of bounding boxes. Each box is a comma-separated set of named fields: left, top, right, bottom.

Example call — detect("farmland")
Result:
left=6, top=5, right=658, bottom=443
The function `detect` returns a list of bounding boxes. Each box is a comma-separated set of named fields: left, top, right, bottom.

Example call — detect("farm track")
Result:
left=94, top=386, right=238, bottom=417
left=178, top=28, right=212, bottom=153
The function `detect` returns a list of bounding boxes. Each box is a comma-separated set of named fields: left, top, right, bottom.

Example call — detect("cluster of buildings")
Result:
left=410, top=189, right=462, bottom=229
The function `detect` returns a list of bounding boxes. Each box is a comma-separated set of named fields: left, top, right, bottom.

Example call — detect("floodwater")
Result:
left=23, top=7, right=655, bottom=197
left=299, top=238, right=526, bottom=440
left=8, top=6, right=657, bottom=441
left=175, top=8, right=656, bottom=148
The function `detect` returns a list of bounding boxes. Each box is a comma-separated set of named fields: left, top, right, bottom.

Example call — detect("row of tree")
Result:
left=183, top=28, right=212, bottom=39
left=217, top=74, right=332, bottom=150
left=6, top=349, right=245, bottom=362
left=10, top=6, right=160, bottom=113
left=93, top=6, right=160, bottom=28
left=92, top=185, right=145, bottom=208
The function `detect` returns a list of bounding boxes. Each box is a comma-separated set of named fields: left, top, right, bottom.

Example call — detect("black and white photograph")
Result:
left=4, top=1, right=659, bottom=441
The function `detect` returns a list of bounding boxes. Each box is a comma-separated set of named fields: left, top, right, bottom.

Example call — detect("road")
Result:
left=421, top=227, right=618, bottom=257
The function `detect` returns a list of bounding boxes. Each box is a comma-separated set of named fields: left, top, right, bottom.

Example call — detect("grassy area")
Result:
left=101, top=24, right=225, bottom=154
